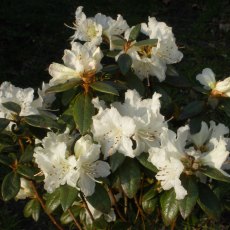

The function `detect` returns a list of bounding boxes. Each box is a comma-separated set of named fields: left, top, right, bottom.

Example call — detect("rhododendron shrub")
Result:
left=1, top=6, right=230, bottom=229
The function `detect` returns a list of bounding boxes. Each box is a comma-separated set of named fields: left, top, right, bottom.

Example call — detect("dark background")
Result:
left=1, top=0, right=230, bottom=89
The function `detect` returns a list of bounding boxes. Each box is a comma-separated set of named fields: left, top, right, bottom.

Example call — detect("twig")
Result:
left=30, top=182, right=64, bottom=230
left=134, top=195, right=145, bottom=220
left=80, top=193, right=94, bottom=222
left=107, top=187, right=127, bottom=222
left=68, top=209, right=83, bottom=230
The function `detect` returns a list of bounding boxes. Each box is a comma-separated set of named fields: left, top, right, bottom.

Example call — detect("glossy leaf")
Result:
left=45, top=188, right=61, bottom=213
left=20, top=145, right=34, bottom=163
left=60, top=206, right=82, bottom=224
left=24, top=199, right=40, bottom=221
left=109, top=152, right=126, bottom=172
left=1, top=172, right=20, bottom=201
left=178, top=176, right=198, bottom=219
left=129, top=24, right=141, bottom=41
left=119, top=158, right=141, bottom=198
left=2, top=102, right=21, bottom=114
left=45, top=79, right=82, bottom=94
left=112, top=39, right=126, bottom=46
left=0, top=154, right=13, bottom=167
left=134, top=39, right=158, bottom=47
left=24, top=115, right=61, bottom=130
left=17, top=165, right=36, bottom=179
left=73, top=93, right=95, bottom=134
left=0, top=118, right=10, bottom=132
left=142, top=187, right=158, bottom=214
left=197, top=183, right=221, bottom=219
left=178, top=101, right=204, bottom=120
left=200, top=166, right=230, bottom=183
left=60, top=184, right=79, bottom=211
left=136, top=152, right=157, bottom=173
left=160, top=189, right=179, bottom=226
left=90, top=81, right=119, bottom=96
left=117, top=53, right=132, bottom=75
left=86, top=183, right=111, bottom=214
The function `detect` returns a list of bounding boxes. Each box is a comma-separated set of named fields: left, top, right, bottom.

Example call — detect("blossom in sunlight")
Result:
left=196, top=68, right=230, bottom=97
left=49, top=42, right=103, bottom=86
left=34, top=131, right=77, bottom=193
left=112, top=89, right=167, bottom=155
left=92, top=106, right=136, bottom=159
left=74, top=135, right=110, bottom=196
left=15, top=178, right=34, bottom=200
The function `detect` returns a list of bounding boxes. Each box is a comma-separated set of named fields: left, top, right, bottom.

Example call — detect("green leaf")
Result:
left=2, top=102, right=21, bottom=114
left=60, top=184, right=79, bottom=211
left=128, top=24, right=141, bottom=41
left=126, top=72, right=145, bottom=96
left=101, top=64, right=119, bottom=73
left=90, top=82, right=119, bottom=96
left=160, top=189, right=179, bottom=226
left=142, top=187, right=158, bottom=214
left=134, top=39, right=158, bottom=47
left=200, top=166, right=230, bottom=183
left=119, top=158, right=141, bottom=198
left=24, top=115, right=61, bottom=130
left=197, top=183, right=221, bottom=219
left=178, top=101, right=204, bottom=120
left=60, top=206, right=82, bottom=225
left=166, top=65, right=179, bottom=77
left=73, top=93, right=95, bottom=134
left=45, top=188, right=61, bottom=213
left=0, top=118, right=10, bottom=132
left=17, top=165, right=36, bottom=179
left=164, top=75, right=191, bottom=88
left=20, top=145, right=34, bottom=163
left=1, top=171, right=20, bottom=201
left=111, top=221, right=131, bottom=230
left=105, top=50, right=120, bottom=58
left=23, top=199, right=40, bottom=221
left=0, top=154, right=13, bottom=167
left=61, top=88, right=78, bottom=107
left=136, top=152, right=157, bottom=173
left=109, top=152, right=126, bottom=172
left=86, top=183, right=111, bottom=214
left=93, top=216, right=108, bottom=229
left=189, top=117, right=202, bottom=135
left=45, top=79, right=82, bottom=94
left=112, top=39, right=126, bottom=46
left=117, top=53, right=132, bottom=75
left=178, top=176, right=198, bottom=219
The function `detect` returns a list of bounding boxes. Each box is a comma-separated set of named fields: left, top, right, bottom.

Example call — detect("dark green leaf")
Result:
left=189, top=117, right=202, bottom=135
left=73, top=93, right=95, bottom=134
left=164, top=75, right=192, bottom=88
left=24, top=115, right=61, bottom=130
left=90, top=82, right=119, bottom=96
left=60, top=206, right=82, bottom=224
left=142, top=187, right=158, bottom=214
left=60, top=184, right=79, bottom=211
left=126, top=72, right=145, bottom=96
left=197, top=183, right=221, bottom=219
left=111, top=221, right=131, bottom=230
left=2, top=102, right=21, bottom=114
left=117, top=53, right=132, bottom=75
left=200, top=166, right=230, bottom=183
left=0, top=118, right=10, bottom=132
left=136, top=152, right=157, bottom=173
left=1, top=171, right=20, bottom=201
left=109, top=152, right=126, bottom=172
left=86, top=183, right=111, bottom=214
left=45, top=188, right=61, bottom=213
left=112, top=39, right=126, bottom=46
left=23, top=199, right=40, bottom=221
left=178, top=101, right=205, bottom=120
left=0, top=154, right=13, bottom=167
left=129, top=24, right=141, bottom=41
left=178, top=176, right=198, bottom=219
left=61, top=89, right=78, bottom=106
left=166, top=65, right=179, bottom=77
left=221, top=100, right=230, bottom=118
left=160, top=189, right=179, bottom=226
left=105, top=50, right=120, bottom=58
left=134, top=39, right=158, bottom=47
left=0, top=133, right=14, bottom=145
left=93, top=217, right=108, bottom=229
left=17, top=165, right=35, bottom=179
left=119, top=158, right=141, bottom=198
left=20, top=145, right=34, bottom=163
left=102, top=65, right=119, bottom=73
left=24, top=199, right=35, bottom=218
left=45, top=79, right=82, bottom=94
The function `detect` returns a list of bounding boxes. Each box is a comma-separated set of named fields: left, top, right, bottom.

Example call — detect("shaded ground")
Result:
left=0, top=0, right=230, bottom=229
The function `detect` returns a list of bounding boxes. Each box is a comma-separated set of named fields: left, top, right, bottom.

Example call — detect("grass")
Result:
left=0, top=0, right=230, bottom=229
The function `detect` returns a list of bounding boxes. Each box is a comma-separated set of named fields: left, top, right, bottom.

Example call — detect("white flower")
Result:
left=196, top=68, right=216, bottom=90
left=92, top=106, right=136, bottom=159
left=49, top=42, right=103, bottom=86
left=74, top=135, right=110, bottom=196
left=141, top=17, right=183, bottom=65
left=112, top=90, right=167, bottom=155
left=15, top=178, right=34, bottom=200
left=215, top=77, right=230, bottom=97
left=34, top=131, right=77, bottom=193
left=72, top=6, right=102, bottom=44
left=85, top=201, right=116, bottom=225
